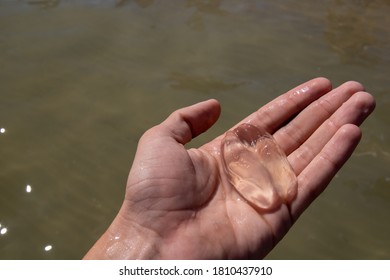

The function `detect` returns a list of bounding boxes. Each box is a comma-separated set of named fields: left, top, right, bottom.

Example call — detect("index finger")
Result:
left=235, top=77, right=332, bottom=133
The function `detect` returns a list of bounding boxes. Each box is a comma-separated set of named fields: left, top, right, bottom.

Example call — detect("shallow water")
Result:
left=0, top=0, right=389, bottom=259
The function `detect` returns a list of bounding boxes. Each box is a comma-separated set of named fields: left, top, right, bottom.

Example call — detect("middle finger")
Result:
left=273, top=81, right=365, bottom=155
left=288, top=91, right=375, bottom=175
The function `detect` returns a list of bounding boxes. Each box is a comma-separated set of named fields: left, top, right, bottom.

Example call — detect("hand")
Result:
left=83, top=78, right=375, bottom=259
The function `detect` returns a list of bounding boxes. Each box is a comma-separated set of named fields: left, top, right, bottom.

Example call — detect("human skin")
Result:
left=83, top=77, right=375, bottom=259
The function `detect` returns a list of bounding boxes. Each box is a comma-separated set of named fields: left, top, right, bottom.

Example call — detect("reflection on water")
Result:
left=25, top=185, right=32, bottom=193
left=44, top=245, right=53, bottom=252
left=0, top=0, right=389, bottom=259
left=0, top=226, right=8, bottom=236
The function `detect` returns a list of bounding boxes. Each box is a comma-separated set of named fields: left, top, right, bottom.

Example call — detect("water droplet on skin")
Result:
left=294, top=86, right=309, bottom=96
left=221, top=123, right=297, bottom=211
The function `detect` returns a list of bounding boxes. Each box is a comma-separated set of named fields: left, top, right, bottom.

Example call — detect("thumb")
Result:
left=158, top=99, right=221, bottom=144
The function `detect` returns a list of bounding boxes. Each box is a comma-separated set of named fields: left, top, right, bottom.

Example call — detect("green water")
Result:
left=0, top=0, right=389, bottom=259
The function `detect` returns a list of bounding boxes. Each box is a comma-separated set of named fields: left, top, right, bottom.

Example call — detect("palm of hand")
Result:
left=126, top=126, right=282, bottom=259
left=87, top=78, right=374, bottom=260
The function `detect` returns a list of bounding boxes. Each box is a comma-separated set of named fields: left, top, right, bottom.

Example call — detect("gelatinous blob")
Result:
left=221, top=124, right=297, bottom=211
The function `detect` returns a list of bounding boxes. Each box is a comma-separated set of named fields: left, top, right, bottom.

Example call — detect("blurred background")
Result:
left=0, top=0, right=389, bottom=259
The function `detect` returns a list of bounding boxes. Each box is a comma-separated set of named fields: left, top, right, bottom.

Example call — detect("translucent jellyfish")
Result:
left=221, top=123, right=297, bottom=211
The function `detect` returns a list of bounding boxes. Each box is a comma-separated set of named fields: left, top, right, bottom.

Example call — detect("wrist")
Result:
left=83, top=211, right=160, bottom=260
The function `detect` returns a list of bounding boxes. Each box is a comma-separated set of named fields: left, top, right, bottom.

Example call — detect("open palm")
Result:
left=84, top=78, right=375, bottom=259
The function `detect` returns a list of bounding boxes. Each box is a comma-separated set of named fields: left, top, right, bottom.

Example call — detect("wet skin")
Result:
left=84, top=78, right=375, bottom=260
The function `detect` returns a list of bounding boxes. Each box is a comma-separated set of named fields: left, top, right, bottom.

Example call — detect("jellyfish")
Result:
left=221, top=123, right=297, bottom=211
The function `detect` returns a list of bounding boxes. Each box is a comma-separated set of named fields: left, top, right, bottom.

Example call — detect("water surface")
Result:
left=0, top=0, right=389, bottom=259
